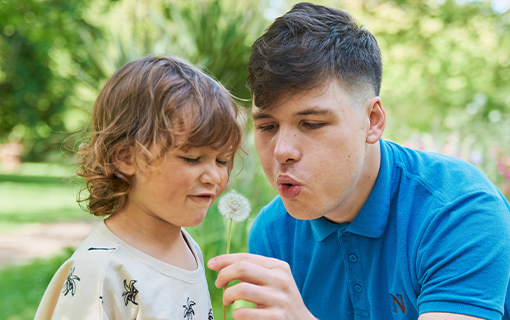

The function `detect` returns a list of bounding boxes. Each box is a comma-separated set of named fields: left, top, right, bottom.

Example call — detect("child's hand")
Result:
left=208, top=253, right=317, bottom=320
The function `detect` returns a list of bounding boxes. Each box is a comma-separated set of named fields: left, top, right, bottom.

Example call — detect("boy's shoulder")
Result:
left=34, top=223, right=122, bottom=319
left=63, top=221, right=121, bottom=281
left=71, top=221, right=120, bottom=259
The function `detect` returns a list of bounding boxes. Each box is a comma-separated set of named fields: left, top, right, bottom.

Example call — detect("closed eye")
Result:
left=302, top=122, right=326, bottom=129
left=258, top=124, right=278, bottom=132
left=181, top=157, right=200, bottom=164
left=216, top=159, right=228, bottom=166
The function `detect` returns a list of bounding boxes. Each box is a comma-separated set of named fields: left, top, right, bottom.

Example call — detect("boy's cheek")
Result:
left=221, top=181, right=229, bottom=194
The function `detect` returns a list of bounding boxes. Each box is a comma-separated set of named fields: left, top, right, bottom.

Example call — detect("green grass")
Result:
left=0, top=163, right=98, bottom=319
left=0, top=162, right=75, bottom=178
left=0, top=163, right=96, bottom=233
left=0, top=248, right=74, bottom=320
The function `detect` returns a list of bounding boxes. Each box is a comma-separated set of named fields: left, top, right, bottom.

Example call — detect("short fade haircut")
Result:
left=247, top=2, right=382, bottom=109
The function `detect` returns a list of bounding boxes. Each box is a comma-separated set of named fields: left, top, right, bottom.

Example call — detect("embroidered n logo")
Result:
left=390, top=293, right=406, bottom=314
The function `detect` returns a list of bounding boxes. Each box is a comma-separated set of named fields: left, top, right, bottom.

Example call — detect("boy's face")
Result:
left=253, top=79, right=380, bottom=223
left=125, top=146, right=229, bottom=229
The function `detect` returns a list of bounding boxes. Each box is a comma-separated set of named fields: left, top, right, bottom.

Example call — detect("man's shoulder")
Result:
left=256, top=196, right=293, bottom=225
left=250, top=196, right=300, bottom=240
left=249, top=196, right=308, bottom=257
left=385, top=140, right=500, bottom=199
left=386, top=139, right=475, bottom=172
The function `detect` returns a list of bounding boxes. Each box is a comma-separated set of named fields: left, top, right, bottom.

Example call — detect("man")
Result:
left=208, top=2, right=510, bottom=319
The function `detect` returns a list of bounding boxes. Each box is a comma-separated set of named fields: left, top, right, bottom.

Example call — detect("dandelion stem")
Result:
left=223, top=218, right=233, bottom=320
left=218, top=190, right=250, bottom=320
left=226, top=219, right=233, bottom=255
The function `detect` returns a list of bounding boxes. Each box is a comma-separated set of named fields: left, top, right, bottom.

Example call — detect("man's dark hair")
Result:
left=247, top=2, right=382, bottom=109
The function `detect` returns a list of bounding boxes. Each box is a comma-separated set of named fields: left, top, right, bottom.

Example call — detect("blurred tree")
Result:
left=359, top=0, right=510, bottom=141
left=363, top=0, right=510, bottom=191
left=164, top=0, right=264, bottom=102
left=0, top=0, right=100, bottom=162
left=75, top=0, right=264, bottom=101
left=0, top=0, right=265, bottom=162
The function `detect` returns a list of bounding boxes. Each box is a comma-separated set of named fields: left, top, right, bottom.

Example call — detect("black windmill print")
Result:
left=122, top=279, right=139, bottom=306
left=62, top=267, right=80, bottom=296
left=183, top=297, right=196, bottom=320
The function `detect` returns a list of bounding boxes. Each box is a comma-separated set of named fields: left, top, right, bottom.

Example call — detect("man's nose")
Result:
left=274, top=128, right=301, bottom=164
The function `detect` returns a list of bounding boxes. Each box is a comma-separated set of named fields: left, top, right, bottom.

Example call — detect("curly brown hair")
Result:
left=77, top=56, right=243, bottom=216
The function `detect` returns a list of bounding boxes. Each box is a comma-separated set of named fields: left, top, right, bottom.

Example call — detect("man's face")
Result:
left=253, top=79, right=378, bottom=223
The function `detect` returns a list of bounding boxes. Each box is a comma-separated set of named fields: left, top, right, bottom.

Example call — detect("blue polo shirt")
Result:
left=249, top=139, right=510, bottom=319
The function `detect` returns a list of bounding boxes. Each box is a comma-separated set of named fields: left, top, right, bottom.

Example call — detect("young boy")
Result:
left=35, top=56, right=242, bottom=319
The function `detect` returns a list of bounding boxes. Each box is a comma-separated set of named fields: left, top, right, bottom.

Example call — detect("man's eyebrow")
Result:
left=295, top=107, right=334, bottom=116
left=252, top=106, right=334, bottom=120
left=252, top=111, right=272, bottom=121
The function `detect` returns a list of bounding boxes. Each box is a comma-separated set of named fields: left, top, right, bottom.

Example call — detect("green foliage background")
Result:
left=1, top=0, right=509, bottom=186
left=1, top=0, right=510, bottom=319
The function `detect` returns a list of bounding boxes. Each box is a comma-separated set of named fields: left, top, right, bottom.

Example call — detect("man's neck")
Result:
left=324, top=141, right=382, bottom=224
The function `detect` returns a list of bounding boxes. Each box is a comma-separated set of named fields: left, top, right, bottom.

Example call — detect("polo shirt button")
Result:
left=349, top=254, right=358, bottom=263
left=354, top=284, right=363, bottom=293
left=344, top=231, right=351, bottom=236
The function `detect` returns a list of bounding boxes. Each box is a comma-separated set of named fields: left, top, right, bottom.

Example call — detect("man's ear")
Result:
left=113, top=147, right=136, bottom=177
left=365, top=96, right=386, bottom=144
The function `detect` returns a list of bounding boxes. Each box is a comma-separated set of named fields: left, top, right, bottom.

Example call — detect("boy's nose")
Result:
left=200, top=164, right=222, bottom=185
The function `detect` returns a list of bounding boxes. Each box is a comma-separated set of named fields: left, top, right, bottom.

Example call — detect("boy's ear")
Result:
left=365, top=96, right=386, bottom=144
left=113, top=147, right=136, bottom=177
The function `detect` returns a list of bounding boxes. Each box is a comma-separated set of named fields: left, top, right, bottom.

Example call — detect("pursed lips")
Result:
left=277, top=175, right=300, bottom=185
left=277, top=175, right=303, bottom=198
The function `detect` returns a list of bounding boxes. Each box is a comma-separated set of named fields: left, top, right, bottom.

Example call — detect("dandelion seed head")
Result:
left=218, top=190, right=251, bottom=222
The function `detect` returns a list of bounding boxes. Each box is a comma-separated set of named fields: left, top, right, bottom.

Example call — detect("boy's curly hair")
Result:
left=77, top=56, right=242, bottom=216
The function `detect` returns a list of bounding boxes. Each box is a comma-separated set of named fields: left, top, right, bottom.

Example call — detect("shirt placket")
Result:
left=338, top=229, right=370, bottom=319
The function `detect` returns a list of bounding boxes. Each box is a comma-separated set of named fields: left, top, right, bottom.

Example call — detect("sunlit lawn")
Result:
left=0, top=249, right=74, bottom=320
left=0, top=163, right=96, bottom=234
left=0, top=163, right=95, bottom=319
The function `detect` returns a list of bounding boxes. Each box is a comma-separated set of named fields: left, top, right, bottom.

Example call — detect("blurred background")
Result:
left=0, top=0, right=509, bottom=318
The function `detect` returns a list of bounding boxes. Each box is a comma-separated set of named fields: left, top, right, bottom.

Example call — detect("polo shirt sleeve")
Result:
left=415, top=190, right=510, bottom=319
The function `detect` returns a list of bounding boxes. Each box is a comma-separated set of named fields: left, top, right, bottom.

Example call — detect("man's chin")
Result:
left=282, top=201, right=322, bottom=221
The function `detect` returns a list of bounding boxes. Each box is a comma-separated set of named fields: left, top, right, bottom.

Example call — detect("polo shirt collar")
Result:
left=310, top=216, right=349, bottom=242
left=310, top=139, right=393, bottom=242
